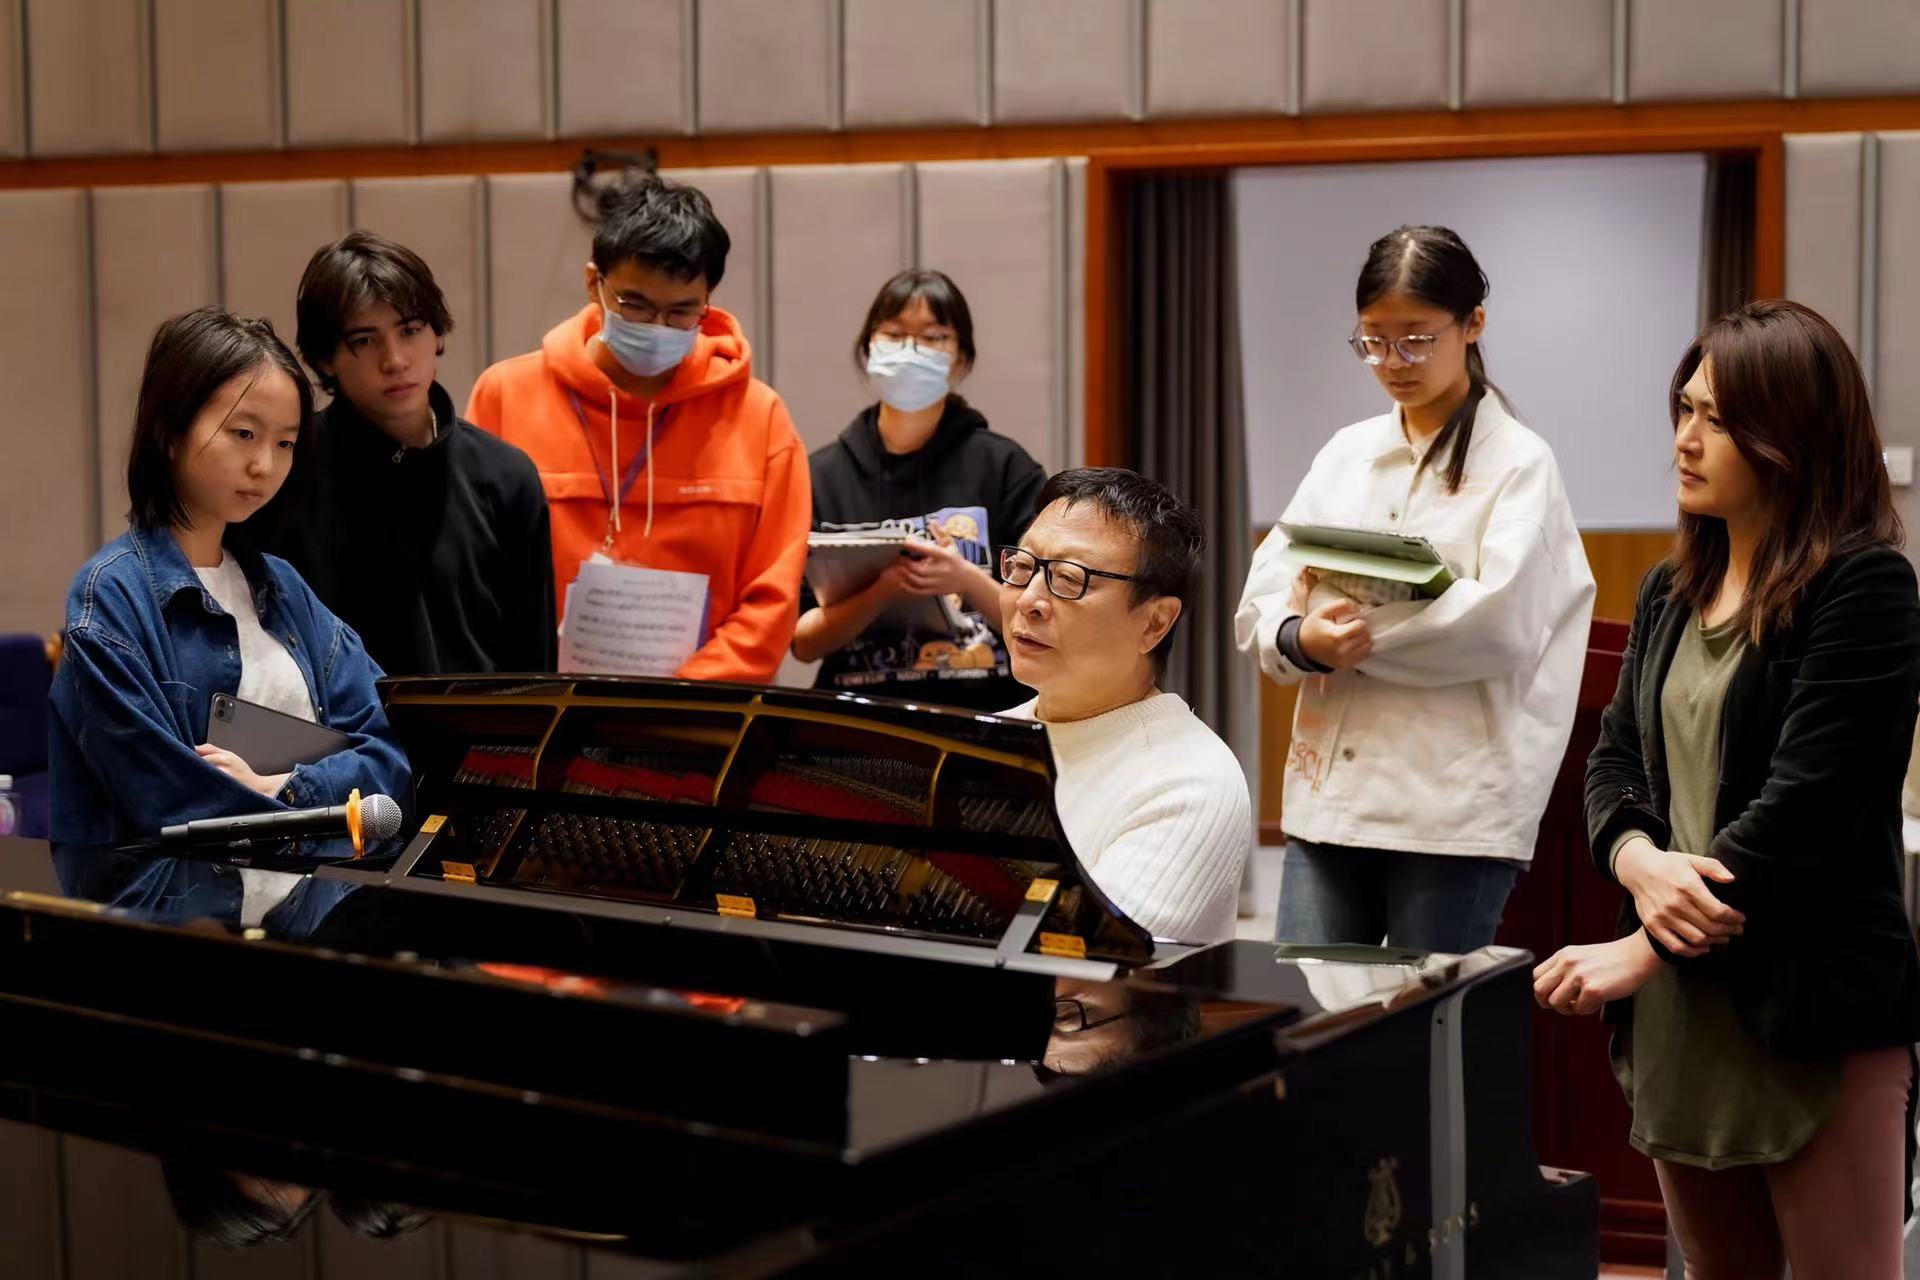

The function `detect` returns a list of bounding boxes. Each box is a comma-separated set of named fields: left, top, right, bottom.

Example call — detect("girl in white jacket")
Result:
left=1235, top=225, right=1595, bottom=953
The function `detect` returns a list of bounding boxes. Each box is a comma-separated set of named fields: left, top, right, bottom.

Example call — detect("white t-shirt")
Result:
left=1003, top=692, right=1252, bottom=943
left=195, top=552, right=314, bottom=925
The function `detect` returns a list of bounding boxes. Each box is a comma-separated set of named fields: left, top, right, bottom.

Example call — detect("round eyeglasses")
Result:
left=1349, top=318, right=1460, bottom=366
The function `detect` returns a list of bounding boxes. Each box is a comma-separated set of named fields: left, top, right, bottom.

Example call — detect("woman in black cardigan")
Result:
left=1535, top=299, right=1920, bottom=1279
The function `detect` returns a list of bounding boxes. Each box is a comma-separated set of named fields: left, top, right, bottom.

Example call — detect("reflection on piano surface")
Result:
left=0, top=676, right=1599, bottom=1277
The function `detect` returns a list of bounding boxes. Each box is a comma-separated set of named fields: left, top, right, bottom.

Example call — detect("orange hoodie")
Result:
left=466, top=304, right=810, bottom=684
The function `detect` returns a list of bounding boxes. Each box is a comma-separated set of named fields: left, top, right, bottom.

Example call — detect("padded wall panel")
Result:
left=195, top=1229, right=307, bottom=1279
left=483, top=172, right=591, bottom=374
left=917, top=160, right=1063, bottom=474
left=220, top=180, right=350, bottom=351
left=154, top=0, right=279, bottom=151
left=1066, top=157, right=1087, bottom=470
left=1876, top=134, right=1920, bottom=446
left=662, top=166, right=765, bottom=360
left=285, top=0, right=413, bottom=147
left=555, top=0, right=689, bottom=137
left=0, top=1, right=21, bottom=157
left=91, top=185, right=219, bottom=540
left=1800, top=0, right=1920, bottom=96
left=447, top=1222, right=579, bottom=1279
left=0, top=190, right=91, bottom=633
left=351, top=176, right=488, bottom=405
left=0, top=1123, right=59, bottom=1280
left=420, top=0, right=548, bottom=143
left=1301, top=0, right=1448, bottom=113
left=1627, top=0, right=1782, bottom=101
left=26, top=0, right=149, bottom=156
left=315, top=1214, right=441, bottom=1279
left=1462, top=0, right=1612, bottom=106
left=768, top=164, right=909, bottom=451
left=1784, top=132, right=1863, bottom=352
left=994, top=0, right=1135, bottom=123
left=697, top=0, right=834, bottom=134
left=843, top=0, right=984, bottom=128
left=60, top=1138, right=184, bottom=1280
left=1145, top=0, right=1288, bottom=119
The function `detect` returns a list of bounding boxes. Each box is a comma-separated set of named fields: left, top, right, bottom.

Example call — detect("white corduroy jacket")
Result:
left=1235, top=394, right=1596, bottom=862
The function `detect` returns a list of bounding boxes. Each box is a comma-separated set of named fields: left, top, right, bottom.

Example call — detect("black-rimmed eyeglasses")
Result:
left=1053, top=997, right=1128, bottom=1034
left=998, top=546, right=1138, bottom=602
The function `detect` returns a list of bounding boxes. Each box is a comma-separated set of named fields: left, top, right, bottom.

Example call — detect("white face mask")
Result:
left=866, top=339, right=953, bottom=413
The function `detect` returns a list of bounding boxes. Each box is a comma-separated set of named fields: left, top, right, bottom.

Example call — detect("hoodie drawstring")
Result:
left=645, top=400, right=656, bottom=539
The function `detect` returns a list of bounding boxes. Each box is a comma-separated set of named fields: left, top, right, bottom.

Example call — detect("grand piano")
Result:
left=0, top=676, right=1597, bottom=1277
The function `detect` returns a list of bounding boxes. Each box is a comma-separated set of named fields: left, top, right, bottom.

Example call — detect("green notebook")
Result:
left=1278, top=521, right=1457, bottom=599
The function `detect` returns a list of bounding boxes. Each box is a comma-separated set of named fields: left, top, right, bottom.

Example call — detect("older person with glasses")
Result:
left=997, top=468, right=1253, bottom=944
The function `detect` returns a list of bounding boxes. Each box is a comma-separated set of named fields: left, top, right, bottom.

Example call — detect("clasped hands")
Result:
left=1533, top=836, right=1744, bottom=1016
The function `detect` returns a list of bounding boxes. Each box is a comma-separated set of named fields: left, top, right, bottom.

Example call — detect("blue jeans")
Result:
left=1274, top=838, right=1522, bottom=954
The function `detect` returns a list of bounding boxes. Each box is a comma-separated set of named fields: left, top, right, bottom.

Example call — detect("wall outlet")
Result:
left=1886, top=446, right=1914, bottom=487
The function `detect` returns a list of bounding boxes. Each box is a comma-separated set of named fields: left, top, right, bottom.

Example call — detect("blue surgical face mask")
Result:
left=866, top=339, right=954, bottom=412
left=598, top=287, right=699, bottom=378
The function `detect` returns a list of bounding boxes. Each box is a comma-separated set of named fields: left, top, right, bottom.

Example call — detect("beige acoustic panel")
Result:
left=219, top=180, right=351, bottom=356
left=284, top=0, right=413, bottom=147
left=768, top=164, right=910, bottom=452
left=60, top=1138, right=184, bottom=1280
left=351, top=176, right=487, bottom=406
left=917, top=160, right=1064, bottom=474
left=555, top=0, right=688, bottom=138
left=26, top=0, right=149, bottom=156
left=1626, top=0, right=1782, bottom=101
left=91, top=186, right=219, bottom=541
left=1145, top=0, right=1288, bottom=119
left=1462, top=0, right=1612, bottom=106
left=420, top=0, right=548, bottom=143
left=697, top=0, right=835, bottom=134
left=447, top=1222, right=580, bottom=1280
left=1065, top=157, right=1087, bottom=471
left=195, top=1229, right=309, bottom=1280
left=484, top=172, right=593, bottom=373
left=1800, top=0, right=1920, bottom=97
left=154, top=0, right=280, bottom=151
left=0, top=1, right=27, bottom=157
left=1301, top=0, right=1449, bottom=113
left=661, top=166, right=766, bottom=361
left=315, top=1215, right=442, bottom=1279
left=1877, top=134, right=1920, bottom=452
left=0, top=1110, right=59, bottom=1276
left=0, top=190, right=91, bottom=633
left=994, top=0, right=1136, bottom=123
left=1784, top=132, right=1864, bottom=352
left=843, top=0, right=985, bottom=128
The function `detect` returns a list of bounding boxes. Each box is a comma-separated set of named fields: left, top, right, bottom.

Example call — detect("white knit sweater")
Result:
left=1004, top=692, right=1252, bottom=944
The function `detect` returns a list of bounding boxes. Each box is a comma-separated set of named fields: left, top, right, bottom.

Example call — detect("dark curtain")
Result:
left=1121, top=174, right=1259, bottom=804
left=1701, top=153, right=1757, bottom=323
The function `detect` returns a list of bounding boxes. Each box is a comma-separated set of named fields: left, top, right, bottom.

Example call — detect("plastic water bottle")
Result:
left=0, top=775, right=15, bottom=838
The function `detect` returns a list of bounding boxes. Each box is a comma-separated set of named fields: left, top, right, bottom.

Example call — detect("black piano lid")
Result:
left=367, top=673, right=1156, bottom=971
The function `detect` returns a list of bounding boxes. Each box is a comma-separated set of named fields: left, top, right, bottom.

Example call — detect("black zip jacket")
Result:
left=257, top=383, right=556, bottom=677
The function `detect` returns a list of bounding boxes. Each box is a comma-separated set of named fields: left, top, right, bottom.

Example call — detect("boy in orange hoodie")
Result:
left=467, top=174, right=810, bottom=684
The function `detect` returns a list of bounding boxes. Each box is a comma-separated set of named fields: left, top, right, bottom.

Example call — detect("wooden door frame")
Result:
left=1083, top=123, right=1787, bottom=468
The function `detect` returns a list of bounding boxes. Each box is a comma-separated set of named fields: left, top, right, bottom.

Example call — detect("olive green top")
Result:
left=1610, top=610, right=1841, bottom=1169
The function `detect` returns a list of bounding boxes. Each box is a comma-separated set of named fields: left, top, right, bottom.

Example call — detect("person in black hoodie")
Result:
left=258, top=232, right=556, bottom=675
left=793, top=270, right=1046, bottom=710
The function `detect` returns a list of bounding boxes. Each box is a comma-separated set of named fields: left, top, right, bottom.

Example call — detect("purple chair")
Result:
left=0, top=633, right=52, bottom=838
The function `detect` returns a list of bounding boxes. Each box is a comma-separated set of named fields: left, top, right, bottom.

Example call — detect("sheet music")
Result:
left=558, top=560, right=711, bottom=677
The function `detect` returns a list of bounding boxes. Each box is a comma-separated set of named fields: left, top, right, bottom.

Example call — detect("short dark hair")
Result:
left=591, top=174, right=730, bottom=290
left=853, top=268, right=977, bottom=370
left=126, top=307, right=316, bottom=531
left=162, top=1162, right=322, bottom=1249
left=1031, top=467, right=1206, bottom=669
left=295, top=232, right=453, bottom=393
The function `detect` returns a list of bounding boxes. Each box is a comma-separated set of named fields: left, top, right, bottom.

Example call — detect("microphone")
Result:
left=150, top=793, right=403, bottom=851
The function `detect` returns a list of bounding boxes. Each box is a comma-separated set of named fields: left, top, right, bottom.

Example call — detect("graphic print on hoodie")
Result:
left=466, top=303, right=811, bottom=685
left=804, top=399, right=1047, bottom=712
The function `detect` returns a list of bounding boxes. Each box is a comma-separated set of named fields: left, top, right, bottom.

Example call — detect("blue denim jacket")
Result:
left=48, top=523, right=411, bottom=921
